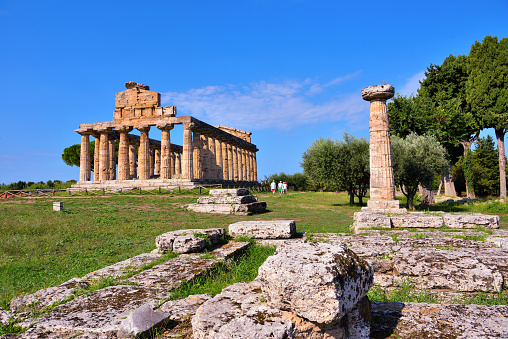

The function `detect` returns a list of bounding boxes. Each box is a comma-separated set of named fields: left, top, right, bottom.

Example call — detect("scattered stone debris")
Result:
left=155, top=228, right=225, bottom=254
left=186, top=188, right=267, bottom=215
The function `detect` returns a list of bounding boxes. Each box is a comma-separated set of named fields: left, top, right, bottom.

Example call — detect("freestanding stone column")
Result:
left=215, top=138, right=223, bottom=180
left=158, top=123, right=174, bottom=179
left=92, top=133, right=101, bottom=182
left=182, top=122, right=194, bottom=180
left=117, top=126, right=133, bottom=181
left=137, top=125, right=151, bottom=180
left=221, top=141, right=229, bottom=181
left=129, top=143, right=137, bottom=179
left=79, top=132, right=91, bottom=182
left=361, top=84, right=401, bottom=210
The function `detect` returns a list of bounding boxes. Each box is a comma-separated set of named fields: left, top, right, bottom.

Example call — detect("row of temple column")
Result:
left=78, top=122, right=257, bottom=182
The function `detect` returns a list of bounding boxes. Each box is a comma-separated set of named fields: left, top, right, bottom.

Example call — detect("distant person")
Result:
left=283, top=182, right=288, bottom=194
left=270, top=180, right=277, bottom=195
left=278, top=181, right=283, bottom=195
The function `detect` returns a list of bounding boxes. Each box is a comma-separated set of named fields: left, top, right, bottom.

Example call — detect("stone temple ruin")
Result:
left=72, top=82, right=258, bottom=189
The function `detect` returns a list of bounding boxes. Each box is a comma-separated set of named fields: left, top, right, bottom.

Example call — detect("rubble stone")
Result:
left=117, top=304, right=170, bottom=338
left=228, top=220, right=296, bottom=239
left=155, top=228, right=225, bottom=253
left=257, top=242, right=373, bottom=325
left=172, top=234, right=205, bottom=254
left=159, top=294, right=213, bottom=321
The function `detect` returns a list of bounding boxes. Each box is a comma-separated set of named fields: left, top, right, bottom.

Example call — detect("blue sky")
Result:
left=1, top=0, right=507, bottom=184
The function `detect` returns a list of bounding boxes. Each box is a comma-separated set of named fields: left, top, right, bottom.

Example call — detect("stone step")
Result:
left=229, top=220, right=296, bottom=239
left=187, top=201, right=266, bottom=215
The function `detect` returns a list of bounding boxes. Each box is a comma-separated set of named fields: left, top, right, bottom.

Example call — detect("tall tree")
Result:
left=62, top=141, right=95, bottom=171
left=391, top=133, right=447, bottom=210
left=471, top=136, right=500, bottom=197
left=467, top=35, right=508, bottom=199
left=302, top=133, right=369, bottom=204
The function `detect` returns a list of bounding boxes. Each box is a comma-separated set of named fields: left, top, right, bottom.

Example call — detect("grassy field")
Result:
left=1, top=191, right=507, bottom=310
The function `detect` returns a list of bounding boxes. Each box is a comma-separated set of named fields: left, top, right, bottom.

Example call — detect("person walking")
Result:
left=270, top=180, right=277, bottom=195
left=278, top=181, right=283, bottom=195
left=282, top=182, right=288, bottom=194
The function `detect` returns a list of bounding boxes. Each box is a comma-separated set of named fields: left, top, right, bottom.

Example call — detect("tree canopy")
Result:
left=62, top=141, right=95, bottom=171
left=302, top=133, right=369, bottom=204
left=391, top=133, right=447, bottom=210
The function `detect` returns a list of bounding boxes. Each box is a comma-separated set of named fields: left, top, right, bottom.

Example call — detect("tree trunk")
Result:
left=407, top=191, right=416, bottom=210
left=495, top=128, right=507, bottom=200
left=348, top=190, right=355, bottom=205
left=443, top=147, right=457, bottom=197
left=461, top=132, right=479, bottom=199
left=437, top=175, right=443, bottom=196
left=419, top=184, right=435, bottom=206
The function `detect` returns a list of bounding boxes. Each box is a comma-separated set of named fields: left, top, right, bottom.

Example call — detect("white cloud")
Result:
left=398, top=71, right=425, bottom=97
left=161, top=73, right=366, bottom=131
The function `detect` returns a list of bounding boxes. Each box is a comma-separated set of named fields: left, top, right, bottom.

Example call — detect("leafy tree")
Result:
left=467, top=35, right=508, bottom=199
left=265, top=172, right=308, bottom=191
left=471, top=136, right=500, bottom=197
left=62, top=141, right=96, bottom=171
left=391, top=133, right=447, bottom=210
left=302, top=133, right=369, bottom=204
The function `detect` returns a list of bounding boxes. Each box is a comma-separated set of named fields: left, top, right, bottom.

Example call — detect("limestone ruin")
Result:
left=72, top=82, right=258, bottom=189
left=186, top=188, right=267, bottom=215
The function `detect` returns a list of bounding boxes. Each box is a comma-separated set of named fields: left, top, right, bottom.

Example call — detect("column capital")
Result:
left=156, top=123, right=175, bottom=131
left=116, top=125, right=133, bottom=133
left=135, top=124, right=151, bottom=132
left=361, top=84, right=394, bottom=101
left=75, top=128, right=94, bottom=135
left=96, top=126, right=114, bottom=133
left=182, top=122, right=195, bottom=130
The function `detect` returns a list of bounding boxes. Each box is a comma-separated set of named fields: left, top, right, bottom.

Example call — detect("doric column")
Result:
left=200, top=134, right=209, bottom=179
left=78, top=132, right=91, bottom=182
left=92, top=133, right=100, bottom=182
left=117, top=126, right=133, bottom=181
left=98, top=128, right=111, bottom=181
left=362, top=84, right=401, bottom=210
left=193, top=130, right=202, bottom=179
left=171, top=153, right=176, bottom=176
left=129, top=143, right=137, bottom=179
left=215, top=138, right=223, bottom=180
left=207, top=136, right=217, bottom=180
left=237, top=147, right=243, bottom=181
left=241, top=148, right=247, bottom=181
left=154, top=148, right=161, bottom=176
left=221, top=141, right=229, bottom=181
left=182, top=122, right=194, bottom=180
left=232, top=145, right=239, bottom=181
left=175, top=153, right=182, bottom=175
left=227, top=143, right=234, bottom=181
left=246, top=150, right=252, bottom=182
left=253, top=151, right=257, bottom=182
left=149, top=146, right=155, bottom=178
left=158, top=123, right=174, bottom=179
left=137, top=125, right=151, bottom=180
left=108, top=137, right=116, bottom=180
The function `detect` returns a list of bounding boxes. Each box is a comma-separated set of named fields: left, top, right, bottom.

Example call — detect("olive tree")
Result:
left=391, top=133, right=447, bottom=210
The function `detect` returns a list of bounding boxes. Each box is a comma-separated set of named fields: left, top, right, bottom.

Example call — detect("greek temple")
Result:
left=72, top=82, right=258, bottom=189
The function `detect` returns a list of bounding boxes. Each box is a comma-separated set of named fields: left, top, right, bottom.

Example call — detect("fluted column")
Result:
left=92, top=133, right=100, bottom=182
left=149, top=147, right=155, bottom=178
left=200, top=134, right=209, bottom=179
left=79, top=132, right=91, bottom=182
left=241, top=148, right=247, bottom=181
left=175, top=153, right=182, bottom=176
left=117, top=126, right=133, bottom=181
left=154, top=148, right=161, bottom=176
left=247, top=150, right=252, bottom=181
left=158, top=124, right=174, bottom=179
left=171, top=153, right=176, bottom=176
left=182, top=122, right=194, bottom=180
left=232, top=145, right=239, bottom=181
left=129, top=143, right=137, bottom=179
left=193, top=130, right=202, bottom=179
left=215, top=138, right=223, bottom=180
left=221, top=141, right=229, bottom=181
left=227, top=143, right=234, bottom=181
left=137, top=125, right=151, bottom=180
left=98, top=129, right=111, bottom=181
left=208, top=136, right=217, bottom=180
left=253, top=151, right=257, bottom=182
left=362, top=84, right=400, bottom=210
left=108, top=137, right=116, bottom=180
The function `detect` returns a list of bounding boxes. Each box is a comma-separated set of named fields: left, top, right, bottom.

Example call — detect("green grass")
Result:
left=368, top=281, right=440, bottom=304
left=168, top=243, right=276, bottom=300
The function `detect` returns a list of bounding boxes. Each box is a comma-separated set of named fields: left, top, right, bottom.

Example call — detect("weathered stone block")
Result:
left=118, top=304, right=170, bottom=339
left=257, top=242, right=373, bottom=325
left=228, top=220, right=296, bottom=239
left=159, top=294, right=213, bottom=321
left=390, top=212, right=443, bottom=228
left=443, top=213, right=499, bottom=229
left=82, top=253, right=162, bottom=281
left=173, top=234, right=205, bottom=254
left=52, top=202, right=63, bottom=211
left=187, top=201, right=266, bottom=215
left=155, top=228, right=225, bottom=253
left=197, top=195, right=257, bottom=204
left=353, top=211, right=391, bottom=233
left=209, top=188, right=249, bottom=197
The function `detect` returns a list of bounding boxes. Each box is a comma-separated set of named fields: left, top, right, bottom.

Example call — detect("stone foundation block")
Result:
left=197, top=195, right=257, bottom=204
left=118, top=304, right=170, bottom=338
left=257, top=242, right=373, bottom=325
left=353, top=211, right=391, bottom=232
left=390, top=212, right=443, bottom=228
left=228, top=220, right=296, bottom=239
left=209, top=188, right=249, bottom=197
left=187, top=201, right=266, bottom=215
left=443, top=213, right=499, bottom=229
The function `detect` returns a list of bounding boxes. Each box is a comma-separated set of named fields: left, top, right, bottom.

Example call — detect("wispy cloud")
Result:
left=161, top=73, right=366, bottom=131
left=398, top=71, right=425, bottom=97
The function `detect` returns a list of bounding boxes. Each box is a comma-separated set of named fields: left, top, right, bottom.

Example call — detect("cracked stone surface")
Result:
left=82, top=253, right=162, bottom=282
left=229, top=220, right=296, bottom=239
left=155, top=228, right=225, bottom=253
